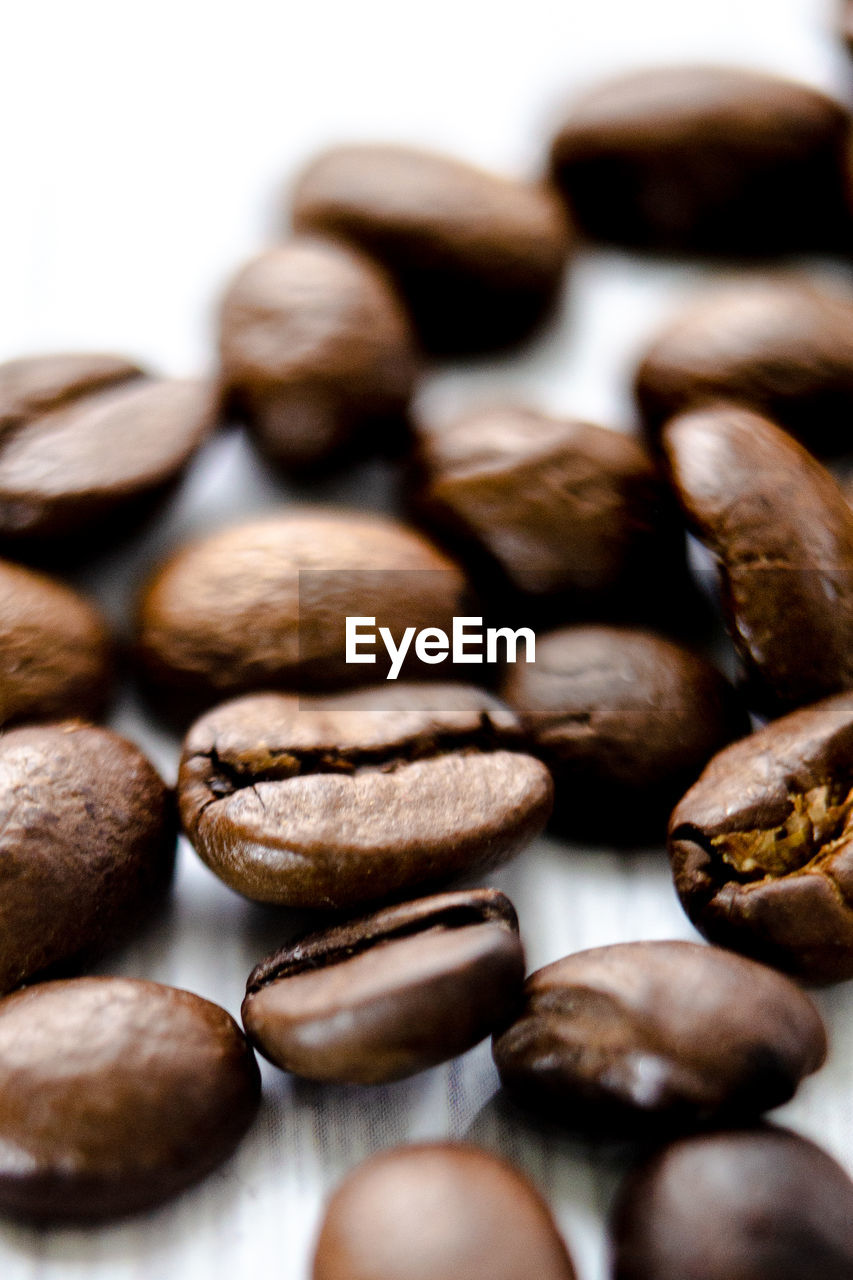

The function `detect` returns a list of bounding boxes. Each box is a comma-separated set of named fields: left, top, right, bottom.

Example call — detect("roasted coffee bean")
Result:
left=218, top=238, right=418, bottom=471
left=0, top=977, right=260, bottom=1220
left=492, top=941, right=825, bottom=1134
left=611, top=1128, right=853, bottom=1280
left=502, top=625, right=747, bottom=843
left=636, top=275, right=853, bottom=454
left=178, top=685, right=552, bottom=908
left=549, top=67, right=852, bottom=254
left=312, top=1142, right=577, bottom=1280
left=0, top=558, right=112, bottom=725
left=137, top=508, right=468, bottom=717
left=663, top=405, right=853, bottom=713
left=242, top=889, right=524, bottom=1083
left=291, top=143, right=570, bottom=355
left=0, top=354, right=215, bottom=548
left=669, top=691, right=853, bottom=984
left=0, top=722, right=175, bottom=993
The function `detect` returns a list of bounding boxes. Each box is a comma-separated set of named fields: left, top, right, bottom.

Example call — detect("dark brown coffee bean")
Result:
left=291, top=144, right=570, bottom=355
left=611, top=1128, right=853, bottom=1280
left=0, top=722, right=175, bottom=994
left=178, top=685, right=552, bottom=908
left=549, top=67, right=852, bottom=254
left=242, top=888, right=524, bottom=1083
left=137, top=508, right=469, bottom=716
left=669, top=691, right=853, bottom=984
left=636, top=275, right=853, bottom=455
left=663, top=405, right=853, bottom=714
left=0, top=977, right=260, bottom=1220
left=218, top=238, right=418, bottom=471
left=312, top=1142, right=577, bottom=1280
left=501, top=625, right=747, bottom=843
left=0, top=558, right=112, bottom=725
left=492, top=941, right=825, bottom=1134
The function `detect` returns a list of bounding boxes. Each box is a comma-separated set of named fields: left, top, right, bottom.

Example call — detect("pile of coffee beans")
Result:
left=6, top=6, right=853, bottom=1277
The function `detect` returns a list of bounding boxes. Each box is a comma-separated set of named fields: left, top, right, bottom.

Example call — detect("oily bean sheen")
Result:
left=0, top=978, right=260, bottom=1220
left=549, top=66, right=852, bottom=254
left=291, top=144, right=571, bottom=355
left=137, top=508, right=468, bottom=715
left=312, top=1143, right=577, bottom=1280
left=242, top=889, right=525, bottom=1083
left=501, top=625, right=747, bottom=843
left=663, top=405, right=853, bottom=714
left=218, top=238, right=418, bottom=471
left=0, top=558, right=112, bottom=725
left=636, top=275, right=853, bottom=455
left=669, top=691, right=853, bottom=984
left=178, top=685, right=553, bottom=908
left=0, top=354, right=215, bottom=546
left=492, top=941, right=825, bottom=1134
left=612, top=1128, right=853, bottom=1280
left=0, top=722, right=175, bottom=994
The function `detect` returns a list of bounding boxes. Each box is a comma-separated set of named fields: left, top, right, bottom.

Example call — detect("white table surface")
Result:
left=1, top=1, right=852, bottom=1276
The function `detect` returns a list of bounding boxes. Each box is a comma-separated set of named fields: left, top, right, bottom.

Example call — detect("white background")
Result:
left=1, top=1, right=853, bottom=1277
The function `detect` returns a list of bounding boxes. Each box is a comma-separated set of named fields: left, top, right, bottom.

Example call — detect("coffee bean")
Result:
left=663, top=405, right=853, bottom=714
left=312, top=1142, right=577, bottom=1280
left=492, top=941, right=825, bottom=1134
left=178, top=685, right=552, bottom=908
left=501, top=625, right=747, bottom=843
left=290, top=144, right=570, bottom=355
left=218, top=238, right=418, bottom=471
left=137, top=508, right=469, bottom=716
left=0, top=977, right=259, bottom=1220
left=242, top=888, right=524, bottom=1083
left=0, top=352, right=142, bottom=428
left=843, top=1, right=853, bottom=55
left=0, top=558, right=112, bottom=725
left=549, top=67, right=852, bottom=254
left=669, top=690, right=853, bottom=983
left=611, top=1128, right=853, bottom=1280
left=0, top=722, right=175, bottom=993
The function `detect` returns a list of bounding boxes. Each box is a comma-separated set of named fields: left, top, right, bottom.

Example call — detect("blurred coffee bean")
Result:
left=291, top=143, right=570, bottom=355
left=549, top=66, right=852, bottom=254
left=843, top=1, right=853, bottom=55
left=0, top=352, right=142, bottom=427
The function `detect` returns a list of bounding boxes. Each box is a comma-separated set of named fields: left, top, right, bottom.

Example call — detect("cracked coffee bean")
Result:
left=178, top=684, right=552, bottom=908
left=492, top=940, right=825, bottom=1134
left=312, top=1142, right=577, bottom=1280
left=669, top=691, right=853, bottom=983
left=0, top=977, right=260, bottom=1220
left=242, top=888, right=524, bottom=1083
left=611, top=1128, right=853, bottom=1280
left=0, top=722, right=175, bottom=994
left=501, top=625, right=747, bottom=843
left=664, top=404, right=853, bottom=714
left=549, top=66, right=852, bottom=254
left=291, top=143, right=570, bottom=355
left=218, top=238, right=418, bottom=471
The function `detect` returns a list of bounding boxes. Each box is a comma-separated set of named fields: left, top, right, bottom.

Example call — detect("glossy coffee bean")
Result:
left=0, top=722, right=175, bottom=994
left=664, top=405, right=853, bottom=713
left=242, top=889, right=524, bottom=1083
left=0, top=977, right=260, bottom=1220
left=501, top=625, right=747, bottom=843
left=0, top=558, right=112, bottom=725
left=312, top=1142, right=577, bottom=1280
left=137, top=508, right=468, bottom=717
left=669, top=691, right=853, bottom=984
left=291, top=143, right=570, bottom=355
left=178, top=685, right=552, bottom=908
left=636, top=275, right=853, bottom=455
left=492, top=941, right=825, bottom=1134
left=549, top=66, right=852, bottom=254
left=611, top=1128, right=853, bottom=1280
left=218, top=238, right=418, bottom=471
